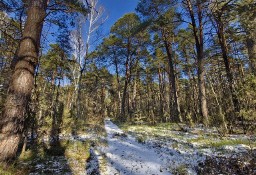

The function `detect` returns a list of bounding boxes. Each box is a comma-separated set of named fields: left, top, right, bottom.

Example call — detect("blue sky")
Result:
left=99, top=0, right=139, bottom=33
left=40, top=0, right=139, bottom=52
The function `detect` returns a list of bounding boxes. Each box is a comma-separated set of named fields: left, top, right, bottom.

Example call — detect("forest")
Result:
left=0, top=0, right=255, bottom=174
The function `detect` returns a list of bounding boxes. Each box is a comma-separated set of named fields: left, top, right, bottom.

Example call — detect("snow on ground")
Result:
left=25, top=120, right=255, bottom=175
left=103, top=120, right=171, bottom=175
left=29, top=156, right=71, bottom=175
left=125, top=124, right=255, bottom=156
left=102, top=120, right=255, bottom=175
left=102, top=120, right=210, bottom=175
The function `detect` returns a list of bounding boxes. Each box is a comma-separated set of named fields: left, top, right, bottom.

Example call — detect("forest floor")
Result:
left=3, top=119, right=255, bottom=175
left=99, top=120, right=256, bottom=175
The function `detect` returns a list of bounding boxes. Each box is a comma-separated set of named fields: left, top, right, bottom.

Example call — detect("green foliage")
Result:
left=210, top=139, right=256, bottom=148
left=136, top=135, right=146, bottom=144
left=237, top=75, right=256, bottom=133
left=41, top=44, right=70, bottom=78
left=63, top=0, right=90, bottom=16
left=171, top=142, right=179, bottom=149
left=188, top=137, right=256, bottom=148
left=236, top=0, right=256, bottom=33
left=19, top=149, right=38, bottom=162
left=13, top=140, right=90, bottom=175
left=171, top=164, right=188, bottom=175
left=1, top=0, right=256, bottom=169
left=0, top=164, right=29, bottom=175
left=65, top=140, right=90, bottom=174
left=111, top=13, right=141, bottom=37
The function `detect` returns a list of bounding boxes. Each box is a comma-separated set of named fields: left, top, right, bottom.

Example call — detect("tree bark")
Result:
left=131, top=60, right=139, bottom=116
left=158, top=64, right=164, bottom=121
left=162, top=33, right=181, bottom=122
left=0, top=0, right=47, bottom=162
left=132, top=79, right=137, bottom=112
left=246, top=37, right=256, bottom=75
left=198, top=56, right=208, bottom=125
left=185, top=0, right=209, bottom=126
left=183, top=49, right=195, bottom=124
left=167, top=45, right=181, bottom=122
left=214, top=15, right=240, bottom=113
left=240, top=8, right=256, bottom=76
left=120, top=38, right=132, bottom=121
left=206, top=73, right=227, bottom=132
left=50, top=80, right=61, bottom=146
left=120, top=58, right=129, bottom=121
left=113, top=55, right=122, bottom=115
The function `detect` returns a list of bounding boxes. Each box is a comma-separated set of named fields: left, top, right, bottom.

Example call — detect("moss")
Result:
left=171, top=164, right=188, bottom=175
left=65, top=140, right=90, bottom=174
left=136, top=135, right=146, bottom=144
left=210, top=139, right=256, bottom=148
left=19, top=149, right=37, bottom=162
left=117, top=121, right=256, bottom=156
left=115, top=121, right=132, bottom=131
left=188, top=136, right=207, bottom=143
left=15, top=140, right=91, bottom=175
left=0, top=164, right=29, bottom=175
left=171, top=142, right=179, bottom=149
left=188, top=137, right=256, bottom=148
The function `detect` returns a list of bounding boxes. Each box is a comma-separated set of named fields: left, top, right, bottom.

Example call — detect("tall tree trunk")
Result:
left=120, top=62, right=129, bottom=121
left=101, top=79, right=106, bottom=118
left=163, top=35, right=181, bottom=122
left=215, top=16, right=240, bottom=114
left=191, top=69, right=199, bottom=123
left=241, top=11, right=256, bottom=76
left=183, top=50, right=194, bottom=124
left=0, top=0, right=47, bottom=162
left=185, top=0, right=209, bottom=126
left=131, top=60, right=139, bottom=116
left=76, top=69, right=84, bottom=119
left=132, top=79, right=137, bottom=112
left=36, top=80, right=47, bottom=143
left=120, top=39, right=131, bottom=121
left=50, top=80, right=61, bottom=146
left=246, top=37, right=256, bottom=75
left=206, top=73, right=227, bottom=132
left=114, top=56, right=122, bottom=115
left=158, top=64, right=164, bottom=121
left=198, top=56, right=208, bottom=125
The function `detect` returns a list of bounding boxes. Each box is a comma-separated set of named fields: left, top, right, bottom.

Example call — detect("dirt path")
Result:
left=103, top=120, right=171, bottom=175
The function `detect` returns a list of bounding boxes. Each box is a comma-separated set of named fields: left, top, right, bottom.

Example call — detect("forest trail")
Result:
left=103, top=120, right=171, bottom=175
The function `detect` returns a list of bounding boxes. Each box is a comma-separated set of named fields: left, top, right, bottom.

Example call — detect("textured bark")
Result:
left=158, top=65, right=164, bottom=120
left=0, top=0, right=47, bottom=162
left=120, top=38, right=132, bottom=121
left=163, top=39, right=181, bottom=122
left=131, top=60, right=139, bottom=115
left=76, top=69, right=83, bottom=119
left=50, top=80, right=61, bottom=145
left=100, top=79, right=106, bottom=118
left=214, top=15, right=240, bottom=113
left=186, top=0, right=209, bottom=126
left=198, top=58, right=208, bottom=124
left=132, top=79, right=137, bottom=112
left=114, top=55, right=122, bottom=115
left=241, top=7, right=256, bottom=76
left=120, top=58, right=129, bottom=121
left=246, top=37, right=256, bottom=75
